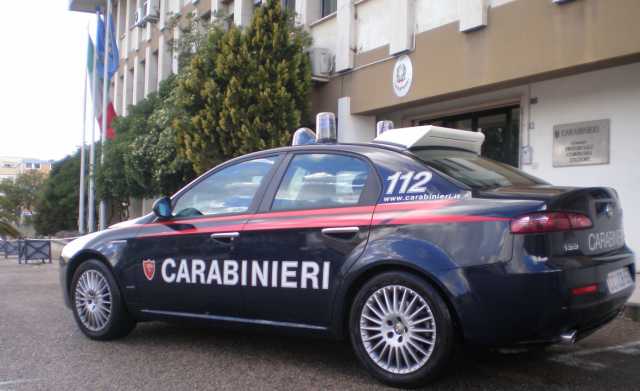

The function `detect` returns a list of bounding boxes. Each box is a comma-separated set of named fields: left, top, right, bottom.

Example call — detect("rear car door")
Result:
left=236, top=152, right=380, bottom=327
left=125, top=155, right=281, bottom=318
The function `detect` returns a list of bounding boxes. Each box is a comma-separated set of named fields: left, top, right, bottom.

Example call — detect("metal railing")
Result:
left=1, top=237, right=78, bottom=264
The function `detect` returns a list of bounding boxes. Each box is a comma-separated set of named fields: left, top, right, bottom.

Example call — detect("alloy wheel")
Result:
left=74, top=269, right=112, bottom=332
left=359, top=285, right=437, bottom=374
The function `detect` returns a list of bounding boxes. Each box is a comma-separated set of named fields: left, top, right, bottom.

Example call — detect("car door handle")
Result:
left=210, top=232, right=240, bottom=244
left=321, top=227, right=360, bottom=239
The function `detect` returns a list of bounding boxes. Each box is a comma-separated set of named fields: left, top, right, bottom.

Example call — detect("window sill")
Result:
left=309, top=12, right=337, bottom=28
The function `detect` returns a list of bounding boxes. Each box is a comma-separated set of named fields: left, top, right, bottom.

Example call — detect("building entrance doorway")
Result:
left=417, top=106, right=520, bottom=167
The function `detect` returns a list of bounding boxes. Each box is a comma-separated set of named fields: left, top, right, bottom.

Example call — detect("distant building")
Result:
left=0, top=156, right=53, bottom=182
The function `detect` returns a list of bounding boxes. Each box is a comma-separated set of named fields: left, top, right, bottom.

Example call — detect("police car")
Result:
left=60, top=113, right=635, bottom=387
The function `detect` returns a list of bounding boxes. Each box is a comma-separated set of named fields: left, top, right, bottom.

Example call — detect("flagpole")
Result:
left=99, top=0, right=112, bottom=231
left=78, top=29, right=89, bottom=235
left=88, top=9, right=100, bottom=233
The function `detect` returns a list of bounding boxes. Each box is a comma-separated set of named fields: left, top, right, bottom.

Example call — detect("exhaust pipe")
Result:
left=559, top=330, right=577, bottom=345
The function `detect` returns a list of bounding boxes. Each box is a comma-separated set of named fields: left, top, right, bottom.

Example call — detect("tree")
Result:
left=167, top=12, right=216, bottom=70
left=33, top=152, right=82, bottom=236
left=97, top=96, right=155, bottom=204
left=223, top=0, right=312, bottom=155
left=97, top=75, right=196, bottom=210
left=175, top=0, right=312, bottom=174
left=0, top=170, right=46, bottom=224
left=0, top=221, right=21, bottom=238
left=124, top=75, right=195, bottom=197
left=174, top=23, right=228, bottom=174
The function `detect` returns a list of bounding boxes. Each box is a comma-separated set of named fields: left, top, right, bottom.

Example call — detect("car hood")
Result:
left=108, top=214, right=151, bottom=229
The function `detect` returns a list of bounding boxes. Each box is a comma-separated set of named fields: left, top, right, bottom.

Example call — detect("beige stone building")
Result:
left=0, top=156, right=53, bottom=182
left=70, top=0, right=640, bottom=264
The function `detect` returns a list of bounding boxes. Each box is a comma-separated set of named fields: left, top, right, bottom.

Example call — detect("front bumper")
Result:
left=59, top=257, right=71, bottom=309
left=451, top=251, right=635, bottom=347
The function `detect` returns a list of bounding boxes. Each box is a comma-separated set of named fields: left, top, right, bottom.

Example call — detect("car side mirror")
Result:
left=152, top=197, right=173, bottom=220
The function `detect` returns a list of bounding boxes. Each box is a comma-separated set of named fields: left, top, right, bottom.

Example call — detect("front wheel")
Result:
left=349, top=271, right=455, bottom=388
left=71, top=260, right=136, bottom=340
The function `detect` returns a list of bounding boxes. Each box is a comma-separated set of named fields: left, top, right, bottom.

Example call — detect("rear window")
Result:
left=411, top=149, right=547, bottom=190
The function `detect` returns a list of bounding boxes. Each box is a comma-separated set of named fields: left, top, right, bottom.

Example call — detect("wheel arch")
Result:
left=65, top=250, right=115, bottom=295
left=336, top=261, right=464, bottom=342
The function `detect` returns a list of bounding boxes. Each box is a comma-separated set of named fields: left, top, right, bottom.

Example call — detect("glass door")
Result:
left=417, top=106, right=520, bottom=167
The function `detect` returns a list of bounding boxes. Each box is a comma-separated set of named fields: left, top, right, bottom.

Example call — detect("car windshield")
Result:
left=411, top=149, right=547, bottom=190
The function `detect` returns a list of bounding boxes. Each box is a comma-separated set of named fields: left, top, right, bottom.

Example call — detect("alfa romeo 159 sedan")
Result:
left=60, top=117, right=635, bottom=388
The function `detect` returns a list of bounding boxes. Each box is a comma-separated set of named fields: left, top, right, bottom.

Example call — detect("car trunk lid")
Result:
left=477, top=185, right=626, bottom=257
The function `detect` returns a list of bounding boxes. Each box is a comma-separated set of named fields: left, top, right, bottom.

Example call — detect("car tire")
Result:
left=70, top=259, right=136, bottom=340
left=349, top=271, right=455, bottom=388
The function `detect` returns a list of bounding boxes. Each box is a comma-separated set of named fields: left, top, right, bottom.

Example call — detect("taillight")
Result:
left=510, top=212, right=592, bottom=234
left=567, top=213, right=593, bottom=229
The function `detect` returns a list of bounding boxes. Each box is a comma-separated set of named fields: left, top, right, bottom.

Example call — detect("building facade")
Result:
left=0, top=157, right=53, bottom=182
left=70, top=0, right=640, bottom=262
left=306, top=0, right=640, bottom=262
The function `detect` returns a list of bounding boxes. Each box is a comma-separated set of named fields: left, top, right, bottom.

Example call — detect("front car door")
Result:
left=237, top=152, right=380, bottom=328
left=125, top=155, right=281, bottom=319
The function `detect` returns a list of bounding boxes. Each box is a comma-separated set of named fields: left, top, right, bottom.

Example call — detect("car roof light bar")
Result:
left=316, top=112, right=337, bottom=143
left=292, top=127, right=316, bottom=146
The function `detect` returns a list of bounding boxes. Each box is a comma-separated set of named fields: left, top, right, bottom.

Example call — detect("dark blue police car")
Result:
left=60, top=113, right=635, bottom=387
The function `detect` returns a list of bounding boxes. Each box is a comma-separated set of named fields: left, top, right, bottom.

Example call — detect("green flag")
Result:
left=87, top=35, right=94, bottom=76
left=87, top=36, right=103, bottom=117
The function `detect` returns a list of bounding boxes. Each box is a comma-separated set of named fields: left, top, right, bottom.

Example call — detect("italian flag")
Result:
left=87, top=36, right=116, bottom=140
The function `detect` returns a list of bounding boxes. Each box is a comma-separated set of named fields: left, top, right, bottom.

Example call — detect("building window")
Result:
left=283, top=0, right=295, bottom=13
left=322, top=0, right=336, bottom=17
left=166, top=0, right=180, bottom=14
left=129, top=0, right=137, bottom=28
left=417, top=106, right=520, bottom=167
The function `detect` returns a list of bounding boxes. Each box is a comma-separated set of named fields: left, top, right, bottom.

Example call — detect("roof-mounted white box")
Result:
left=374, top=125, right=485, bottom=154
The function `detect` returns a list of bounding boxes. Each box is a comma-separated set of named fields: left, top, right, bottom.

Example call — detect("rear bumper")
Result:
left=519, top=285, right=631, bottom=346
left=450, top=251, right=635, bottom=347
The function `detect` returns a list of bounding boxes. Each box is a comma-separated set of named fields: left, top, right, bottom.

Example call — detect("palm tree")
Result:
left=0, top=220, right=21, bottom=238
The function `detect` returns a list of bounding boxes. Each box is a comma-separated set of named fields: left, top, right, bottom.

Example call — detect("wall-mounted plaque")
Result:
left=552, top=119, right=610, bottom=167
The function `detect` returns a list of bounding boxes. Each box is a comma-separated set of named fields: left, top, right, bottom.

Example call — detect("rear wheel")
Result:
left=71, top=260, right=135, bottom=340
left=349, top=271, right=455, bottom=388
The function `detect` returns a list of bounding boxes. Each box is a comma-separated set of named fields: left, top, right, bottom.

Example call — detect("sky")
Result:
left=0, top=1, right=95, bottom=161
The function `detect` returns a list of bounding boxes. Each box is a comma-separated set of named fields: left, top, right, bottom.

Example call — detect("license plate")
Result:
left=606, top=268, right=634, bottom=294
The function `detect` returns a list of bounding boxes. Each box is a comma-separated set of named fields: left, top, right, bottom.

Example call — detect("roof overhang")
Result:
left=373, top=125, right=485, bottom=154
left=68, top=0, right=107, bottom=13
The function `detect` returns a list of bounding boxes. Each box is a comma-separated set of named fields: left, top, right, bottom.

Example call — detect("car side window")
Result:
left=173, top=157, right=278, bottom=218
left=272, top=153, right=370, bottom=211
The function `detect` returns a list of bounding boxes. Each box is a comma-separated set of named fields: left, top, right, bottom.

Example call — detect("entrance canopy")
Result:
left=68, top=0, right=107, bottom=13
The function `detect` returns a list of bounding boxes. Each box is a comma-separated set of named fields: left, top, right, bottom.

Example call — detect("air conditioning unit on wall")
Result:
left=308, top=48, right=333, bottom=81
left=142, top=0, right=160, bottom=23
left=133, top=7, right=145, bottom=27
left=143, top=0, right=160, bottom=23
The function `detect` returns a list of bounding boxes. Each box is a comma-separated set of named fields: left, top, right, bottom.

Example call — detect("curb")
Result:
left=624, top=303, right=640, bottom=322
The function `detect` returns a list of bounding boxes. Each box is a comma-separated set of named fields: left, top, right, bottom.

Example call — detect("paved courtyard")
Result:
left=1, top=258, right=639, bottom=391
